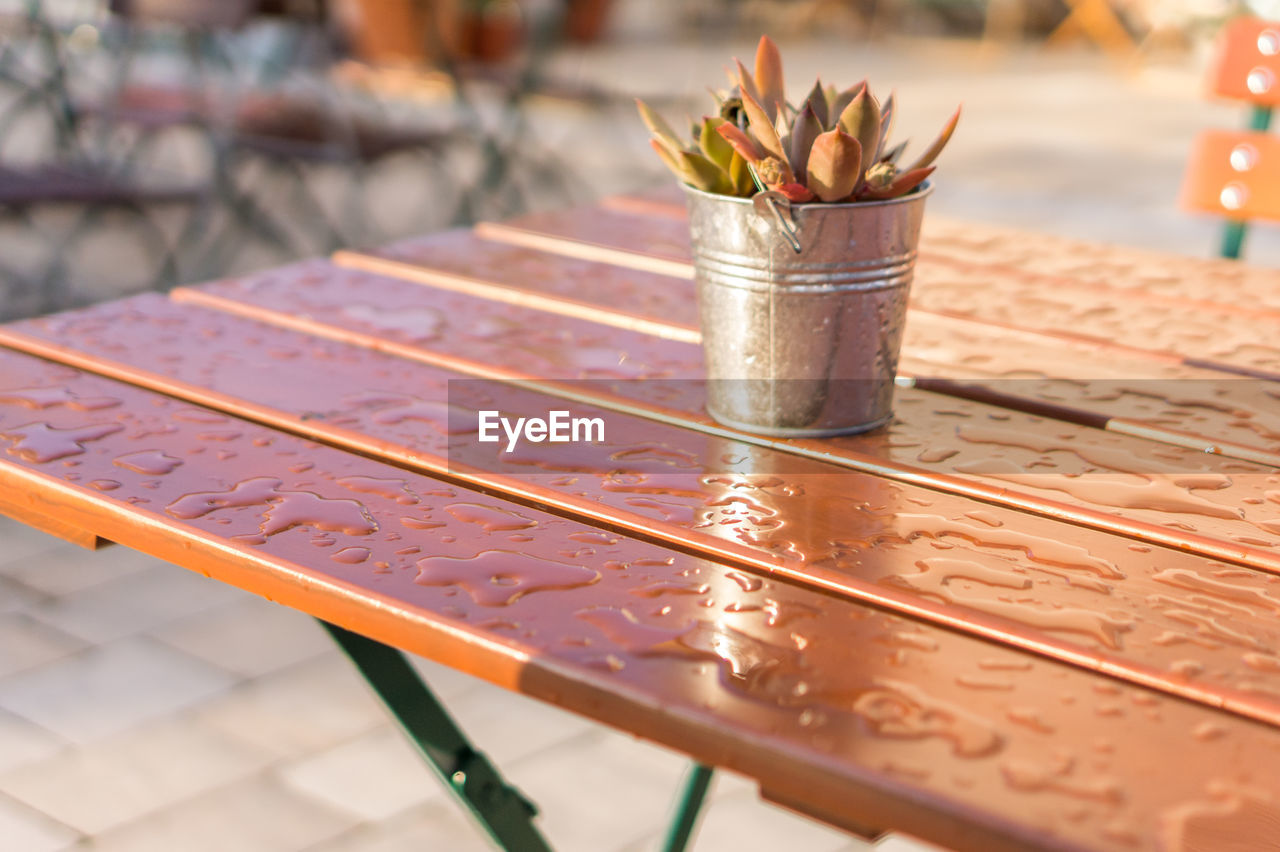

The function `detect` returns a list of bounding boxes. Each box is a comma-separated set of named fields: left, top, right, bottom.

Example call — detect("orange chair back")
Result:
left=1209, top=17, right=1280, bottom=106
left=1181, top=129, right=1280, bottom=221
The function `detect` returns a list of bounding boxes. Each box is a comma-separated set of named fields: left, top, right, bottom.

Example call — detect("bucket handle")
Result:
left=752, top=190, right=802, bottom=254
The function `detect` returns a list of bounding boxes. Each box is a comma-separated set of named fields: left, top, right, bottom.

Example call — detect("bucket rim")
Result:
left=680, top=180, right=934, bottom=210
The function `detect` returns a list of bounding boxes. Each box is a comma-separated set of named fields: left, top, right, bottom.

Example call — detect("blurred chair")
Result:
left=84, top=0, right=458, bottom=266
left=0, top=164, right=202, bottom=317
left=1044, top=0, right=1136, bottom=55
left=1180, top=16, right=1280, bottom=259
left=0, top=1, right=207, bottom=318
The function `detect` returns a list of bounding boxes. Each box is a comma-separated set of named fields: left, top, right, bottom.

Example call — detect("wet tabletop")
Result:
left=4, top=193, right=1280, bottom=850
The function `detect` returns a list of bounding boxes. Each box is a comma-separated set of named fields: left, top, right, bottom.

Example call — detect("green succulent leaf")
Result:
left=681, top=149, right=734, bottom=194
left=699, top=116, right=736, bottom=172
left=806, top=128, right=862, bottom=202
left=728, top=150, right=755, bottom=196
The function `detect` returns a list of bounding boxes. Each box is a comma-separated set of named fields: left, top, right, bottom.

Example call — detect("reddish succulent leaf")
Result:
left=754, top=35, right=785, bottom=120
left=806, top=128, right=862, bottom=202
left=788, top=102, right=823, bottom=185
left=905, top=105, right=961, bottom=172
left=773, top=182, right=816, bottom=202
left=740, top=88, right=789, bottom=164
left=860, top=165, right=935, bottom=200
left=715, top=122, right=765, bottom=164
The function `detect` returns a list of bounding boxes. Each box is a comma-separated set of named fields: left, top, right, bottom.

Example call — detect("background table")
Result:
left=3, top=187, right=1280, bottom=851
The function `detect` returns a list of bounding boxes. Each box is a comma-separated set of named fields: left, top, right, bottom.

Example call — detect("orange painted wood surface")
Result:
left=6, top=333, right=1280, bottom=851
left=6, top=191, right=1280, bottom=850
left=10, top=294, right=1280, bottom=731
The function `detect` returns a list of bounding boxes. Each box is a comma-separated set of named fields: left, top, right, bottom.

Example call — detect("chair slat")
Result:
left=1180, top=129, right=1280, bottom=223
left=1209, top=16, right=1280, bottom=106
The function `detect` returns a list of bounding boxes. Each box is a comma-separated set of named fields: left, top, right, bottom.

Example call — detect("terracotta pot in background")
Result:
left=564, top=0, right=611, bottom=43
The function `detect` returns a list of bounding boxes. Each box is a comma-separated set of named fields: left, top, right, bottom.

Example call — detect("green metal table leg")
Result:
left=319, top=621, right=552, bottom=852
left=662, top=763, right=714, bottom=852
left=1220, top=105, right=1273, bottom=261
left=1220, top=220, right=1247, bottom=260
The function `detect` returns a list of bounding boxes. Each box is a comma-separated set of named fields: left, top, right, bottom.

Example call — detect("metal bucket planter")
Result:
left=684, top=183, right=931, bottom=437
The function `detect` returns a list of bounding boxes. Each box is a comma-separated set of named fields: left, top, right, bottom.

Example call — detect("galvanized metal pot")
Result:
left=684, top=183, right=931, bottom=437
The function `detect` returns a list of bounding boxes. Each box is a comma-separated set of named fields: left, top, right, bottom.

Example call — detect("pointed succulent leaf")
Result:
left=679, top=149, right=734, bottom=194
left=774, top=107, right=790, bottom=142
left=880, top=138, right=908, bottom=165
left=788, top=102, right=823, bottom=185
left=753, top=35, right=785, bottom=121
left=654, top=140, right=733, bottom=195
left=877, top=90, right=896, bottom=159
left=773, top=181, right=816, bottom=203
left=803, top=78, right=828, bottom=129
left=904, top=105, right=960, bottom=172
left=740, top=88, right=788, bottom=163
left=860, top=165, right=935, bottom=200
left=733, top=58, right=762, bottom=107
left=829, top=81, right=865, bottom=123
left=837, top=86, right=881, bottom=181
left=715, top=122, right=765, bottom=164
left=636, top=99, right=685, bottom=154
left=699, top=116, right=736, bottom=172
left=728, top=150, right=754, bottom=195
left=649, top=137, right=689, bottom=182
left=806, top=128, right=862, bottom=202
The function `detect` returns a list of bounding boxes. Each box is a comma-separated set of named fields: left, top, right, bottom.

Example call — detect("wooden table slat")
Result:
left=13, top=295, right=1280, bottom=731
left=6, top=345, right=1280, bottom=851
left=343, top=217, right=1280, bottom=469
left=141, top=261, right=1280, bottom=583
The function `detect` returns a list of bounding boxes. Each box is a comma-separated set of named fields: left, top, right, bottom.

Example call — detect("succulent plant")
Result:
left=637, top=36, right=960, bottom=203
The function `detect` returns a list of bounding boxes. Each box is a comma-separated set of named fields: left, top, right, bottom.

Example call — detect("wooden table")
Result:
left=4, top=187, right=1280, bottom=851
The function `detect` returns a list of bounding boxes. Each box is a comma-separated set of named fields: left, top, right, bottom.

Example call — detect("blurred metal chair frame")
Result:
left=1180, top=16, right=1279, bottom=260
left=84, top=0, right=458, bottom=268
left=0, top=1, right=208, bottom=317
left=1044, top=0, right=1135, bottom=55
